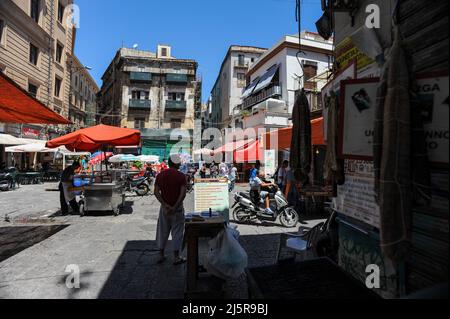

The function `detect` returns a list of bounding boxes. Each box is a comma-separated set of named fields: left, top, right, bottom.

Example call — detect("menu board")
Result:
left=333, top=160, right=380, bottom=228
left=194, top=180, right=230, bottom=221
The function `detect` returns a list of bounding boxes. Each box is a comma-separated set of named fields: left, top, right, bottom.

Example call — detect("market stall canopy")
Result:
left=264, top=117, right=325, bottom=150
left=0, top=134, right=27, bottom=145
left=234, top=140, right=263, bottom=162
left=0, top=72, right=71, bottom=124
left=213, top=139, right=252, bottom=154
left=46, top=124, right=141, bottom=152
left=5, top=143, right=69, bottom=153
left=136, top=155, right=160, bottom=163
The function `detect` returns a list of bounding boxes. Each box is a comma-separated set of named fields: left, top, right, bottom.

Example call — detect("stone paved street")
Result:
left=0, top=184, right=325, bottom=299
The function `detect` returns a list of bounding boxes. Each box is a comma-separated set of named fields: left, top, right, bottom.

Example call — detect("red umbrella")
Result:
left=46, top=124, right=141, bottom=152
left=0, top=71, right=71, bottom=124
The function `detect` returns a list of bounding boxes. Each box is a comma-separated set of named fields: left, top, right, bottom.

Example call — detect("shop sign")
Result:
left=264, top=150, right=276, bottom=177
left=22, top=127, right=40, bottom=138
left=335, top=37, right=374, bottom=73
left=339, top=78, right=379, bottom=160
left=333, top=159, right=380, bottom=229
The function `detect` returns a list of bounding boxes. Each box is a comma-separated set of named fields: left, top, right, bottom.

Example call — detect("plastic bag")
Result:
left=205, top=227, right=248, bottom=280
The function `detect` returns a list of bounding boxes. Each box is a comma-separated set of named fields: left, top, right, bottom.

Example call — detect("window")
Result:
left=134, top=117, right=145, bottom=129
left=29, top=43, right=39, bottom=65
left=55, top=43, right=63, bottom=64
left=54, top=77, right=62, bottom=97
left=0, top=20, right=4, bottom=45
left=132, top=90, right=149, bottom=100
left=75, top=76, right=78, bottom=86
left=28, top=83, right=38, bottom=98
left=161, top=47, right=167, bottom=57
left=170, top=119, right=182, bottom=129
left=237, top=72, right=245, bottom=80
left=251, top=58, right=255, bottom=63
left=30, top=0, right=40, bottom=23
left=238, top=54, right=245, bottom=66
left=58, top=2, right=65, bottom=24
left=168, top=92, right=185, bottom=101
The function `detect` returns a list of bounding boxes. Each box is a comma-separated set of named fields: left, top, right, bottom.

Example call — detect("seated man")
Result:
left=250, top=171, right=276, bottom=215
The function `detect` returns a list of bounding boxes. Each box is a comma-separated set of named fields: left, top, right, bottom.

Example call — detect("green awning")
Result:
left=166, top=73, right=188, bottom=83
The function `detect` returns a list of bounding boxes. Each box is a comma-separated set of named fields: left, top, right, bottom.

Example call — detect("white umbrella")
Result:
left=193, top=148, right=213, bottom=155
left=136, top=155, right=160, bottom=163
left=5, top=143, right=67, bottom=153
left=0, top=134, right=27, bottom=145
left=108, top=154, right=138, bottom=163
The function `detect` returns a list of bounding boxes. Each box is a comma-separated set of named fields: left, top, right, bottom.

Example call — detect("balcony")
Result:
left=166, top=73, right=188, bottom=84
left=234, top=61, right=250, bottom=69
left=130, top=72, right=152, bottom=82
left=165, top=100, right=187, bottom=112
left=243, top=84, right=282, bottom=109
left=129, top=99, right=151, bottom=110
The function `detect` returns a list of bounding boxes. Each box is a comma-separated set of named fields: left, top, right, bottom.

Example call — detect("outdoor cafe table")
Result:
left=246, top=257, right=381, bottom=299
left=17, top=172, right=44, bottom=185
left=183, top=216, right=226, bottom=298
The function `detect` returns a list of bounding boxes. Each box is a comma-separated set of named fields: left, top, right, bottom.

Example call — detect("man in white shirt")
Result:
left=250, top=170, right=276, bottom=215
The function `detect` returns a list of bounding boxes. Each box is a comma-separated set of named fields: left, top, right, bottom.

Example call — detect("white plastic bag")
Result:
left=205, top=228, right=248, bottom=280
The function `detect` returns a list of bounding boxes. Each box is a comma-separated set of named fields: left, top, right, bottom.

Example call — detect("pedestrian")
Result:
left=59, top=161, right=81, bottom=216
left=228, top=163, right=238, bottom=192
left=278, top=160, right=290, bottom=191
left=200, top=165, right=207, bottom=179
left=160, top=159, right=168, bottom=171
left=219, top=161, right=229, bottom=177
left=154, top=155, right=187, bottom=265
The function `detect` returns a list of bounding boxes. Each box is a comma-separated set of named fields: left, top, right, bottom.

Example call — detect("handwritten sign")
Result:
left=194, top=180, right=230, bottom=221
left=333, top=160, right=380, bottom=228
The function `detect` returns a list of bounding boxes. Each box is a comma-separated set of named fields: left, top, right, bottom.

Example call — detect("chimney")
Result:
left=157, top=44, right=171, bottom=59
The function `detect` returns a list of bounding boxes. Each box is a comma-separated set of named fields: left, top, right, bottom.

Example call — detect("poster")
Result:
left=339, top=78, right=379, bottom=159
left=322, top=60, right=356, bottom=141
left=194, top=180, right=230, bottom=221
left=333, top=160, right=380, bottom=228
left=264, top=150, right=276, bottom=177
left=416, top=73, right=449, bottom=166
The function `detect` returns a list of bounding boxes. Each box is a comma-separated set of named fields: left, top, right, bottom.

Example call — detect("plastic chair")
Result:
left=276, top=209, right=337, bottom=263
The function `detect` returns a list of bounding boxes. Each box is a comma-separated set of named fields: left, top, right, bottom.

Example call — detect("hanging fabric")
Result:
left=290, top=89, right=312, bottom=185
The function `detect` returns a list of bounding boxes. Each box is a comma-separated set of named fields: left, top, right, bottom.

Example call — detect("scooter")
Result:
left=0, top=167, right=18, bottom=192
left=232, top=185, right=299, bottom=228
left=124, top=171, right=152, bottom=196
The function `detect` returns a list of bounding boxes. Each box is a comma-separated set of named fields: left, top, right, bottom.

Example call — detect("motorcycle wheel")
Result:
left=280, top=207, right=299, bottom=228
left=135, top=184, right=149, bottom=196
left=233, top=207, right=251, bottom=223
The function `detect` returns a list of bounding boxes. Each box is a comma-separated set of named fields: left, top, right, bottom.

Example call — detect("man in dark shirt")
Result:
left=59, top=161, right=81, bottom=215
left=154, top=155, right=187, bottom=265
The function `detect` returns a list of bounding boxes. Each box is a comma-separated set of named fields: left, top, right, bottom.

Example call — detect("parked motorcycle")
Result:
left=123, top=171, right=153, bottom=196
left=232, top=185, right=299, bottom=228
left=0, top=167, right=18, bottom=192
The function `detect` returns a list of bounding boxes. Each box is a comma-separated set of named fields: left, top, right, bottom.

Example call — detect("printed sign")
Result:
left=22, top=127, right=40, bottom=138
left=194, top=180, right=230, bottom=221
left=264, top=150, right=276, bottom=177
left=416, top=73, right=449, bottom=166
left=333, top=160, right=380, bottom=228
left=339, top=78, right=379, bottom=160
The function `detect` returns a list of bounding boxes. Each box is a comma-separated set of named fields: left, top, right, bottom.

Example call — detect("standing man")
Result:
left=154, top=155, right=187, bottom=265
left=229, top=163, right=238, bottom=192
left=59, top=161, right=81, bottom=215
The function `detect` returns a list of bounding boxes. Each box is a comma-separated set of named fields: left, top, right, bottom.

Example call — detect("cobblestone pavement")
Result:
left=0, top=183, right=325, bottom=299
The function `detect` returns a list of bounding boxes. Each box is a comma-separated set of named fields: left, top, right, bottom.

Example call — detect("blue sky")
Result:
left=74, top=0, right=322, bottom=102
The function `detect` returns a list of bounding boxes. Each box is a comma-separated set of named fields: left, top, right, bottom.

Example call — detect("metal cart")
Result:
left=78, top=172, right=126, bottom=216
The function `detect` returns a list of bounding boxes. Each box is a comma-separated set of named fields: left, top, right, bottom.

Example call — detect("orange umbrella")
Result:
left=46, top=124, right=141, bottom=152
left=0, top=72, right=71, bottom=124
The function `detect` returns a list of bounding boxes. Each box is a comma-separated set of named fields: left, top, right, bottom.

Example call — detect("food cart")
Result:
left=46, top=124, right=141, bottom=217
left=76, top=170, right=126, bottom=217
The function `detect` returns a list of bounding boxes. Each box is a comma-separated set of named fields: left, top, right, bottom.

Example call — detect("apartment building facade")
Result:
left=0, top=0, right=74, bottom=139
left=68, top=54, right=98, bottom=130
left=97, top=45, right=200, bottom=159
left=237, top=31, right=334, bottom=131
left=210, top=45, right=267, bottom=132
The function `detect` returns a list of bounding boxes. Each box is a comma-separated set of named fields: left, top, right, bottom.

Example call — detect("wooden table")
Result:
left=246, top=258, right=381, bottom=299
left=184, top=217, right=226, bottom=298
